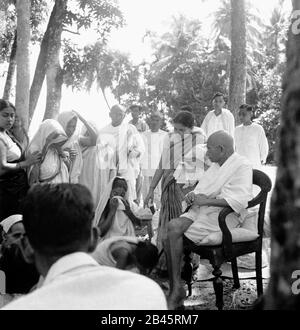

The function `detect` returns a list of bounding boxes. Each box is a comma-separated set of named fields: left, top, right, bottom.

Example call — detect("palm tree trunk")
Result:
left=3, top=31, right=17, bottom=101
left=15, top=0, right=30, bottom=130
left=228, top=0, right=247, bottom=122
left=263, top=0, right=300, bottom=310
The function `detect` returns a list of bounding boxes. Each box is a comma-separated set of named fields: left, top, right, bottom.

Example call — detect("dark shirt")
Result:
left=0, top=244, right=39, bottom=294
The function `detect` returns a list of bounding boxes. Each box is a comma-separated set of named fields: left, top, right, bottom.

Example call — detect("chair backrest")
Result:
left=247, top=169, right=273, bottom=237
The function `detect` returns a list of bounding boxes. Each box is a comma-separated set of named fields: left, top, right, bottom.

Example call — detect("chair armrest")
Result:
left=218, top=206, right=235, bottom=259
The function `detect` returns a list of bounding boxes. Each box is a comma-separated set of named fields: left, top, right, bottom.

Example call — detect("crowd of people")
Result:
left=0, top=92, right=270, bottom=310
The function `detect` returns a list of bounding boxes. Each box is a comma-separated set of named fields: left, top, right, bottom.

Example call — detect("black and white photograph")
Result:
left=0, top=0, right=299, bottom=315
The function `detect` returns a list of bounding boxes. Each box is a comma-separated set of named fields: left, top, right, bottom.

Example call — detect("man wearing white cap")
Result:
left=0, top=215, right=39, bottom=294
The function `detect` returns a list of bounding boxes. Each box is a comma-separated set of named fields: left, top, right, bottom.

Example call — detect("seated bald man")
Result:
left=165, top=131, right=253, bottom=309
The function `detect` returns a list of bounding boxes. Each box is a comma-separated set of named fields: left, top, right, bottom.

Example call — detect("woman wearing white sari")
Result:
left=57, top=110, right=98, bottom=183
left=27, top=120, right=69, bottom=185
left=78, top=121, right=116, bottom=207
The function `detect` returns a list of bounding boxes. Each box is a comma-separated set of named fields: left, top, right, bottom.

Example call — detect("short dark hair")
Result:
left=173, top=111, right=195, bottom=129
left=129, top=105, right=142, bottom=112
left=212, top=92, right=225, bottom=101
left=180, top=105, right=192, bottom=112
left=112, top=177, right=128, bottom=192
left=22, top=184, right=94, bottom=257
left=0, top=99, right=16, bottom=112
left=135, top=241, right=159, bottom=270
left=239, top=104, right=253, bottom=112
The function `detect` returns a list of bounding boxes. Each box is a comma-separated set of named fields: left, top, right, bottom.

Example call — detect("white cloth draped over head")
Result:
left=94, top=176, right=136, bottom=240
left=94, top=176, right=128, bottom=226
left=57, top=111, right=83, bottom=183
left=99, top=122, right=145, bottom=203
left=28, top=119, right=69, bottom=184
left=0, top=214, right=22, bottom=233
left=183, top=153, right=254, bottom=244
left=78, top=123, right=116, bottom=207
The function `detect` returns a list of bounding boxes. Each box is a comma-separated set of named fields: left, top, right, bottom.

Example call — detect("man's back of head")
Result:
left=22, top=184, right=95, bottom=258
left=206, top=131, right=235, bottom=165
left=208, top=131, right=234, bottom=152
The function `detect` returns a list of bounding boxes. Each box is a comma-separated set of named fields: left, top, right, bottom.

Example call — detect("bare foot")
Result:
left=167, top=287, right=186, bottom=310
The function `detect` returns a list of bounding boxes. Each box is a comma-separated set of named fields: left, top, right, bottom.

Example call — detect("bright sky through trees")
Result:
left=27, top=0, right=291, bottom=135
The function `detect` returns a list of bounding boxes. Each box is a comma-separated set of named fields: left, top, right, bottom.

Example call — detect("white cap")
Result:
left=0, top=214, right=23, bottom=233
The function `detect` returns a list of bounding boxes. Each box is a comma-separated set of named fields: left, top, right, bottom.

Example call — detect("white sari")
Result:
left=94, top=176, right=136, bottom=240
left=57, top=112, right=83, bottom=184
left=78, top=124, right=116, bottom=207
left=28, top=120, right=69, bottom=185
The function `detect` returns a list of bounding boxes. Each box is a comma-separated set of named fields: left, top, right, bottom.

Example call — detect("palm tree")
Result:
left=228, top=0, right=247, bottom=121
left=211, top=0, right=266, bottom=103
left=264, top=0, right=289, bottom=68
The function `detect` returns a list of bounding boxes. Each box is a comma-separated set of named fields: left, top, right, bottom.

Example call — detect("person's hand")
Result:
left=121, top=198, right=131, bottom=213
left=193, top=194, right=208, bottom=207
left=184, top=192, right=196, bottom=206
left=25, top=151, right=42, bottom=166
left=68, top=148, right=78, bottom=161
left=72, top=110, right=83, bottom=122
left=144, top=190, right=154, bottom=208
left=109, top=197, right=120, bottom=212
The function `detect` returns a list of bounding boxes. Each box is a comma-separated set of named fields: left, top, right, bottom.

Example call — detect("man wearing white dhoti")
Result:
left=165, top=131, right=253, bottom=309
left=141, top=111, right=167, bottom=209
left=201, top=92, right=235, bottom=138
left=235, top=104, right=269, bottom=168
left=2, top=184, right=167, bottom=310
left=99, top=104, right=145, bottom=204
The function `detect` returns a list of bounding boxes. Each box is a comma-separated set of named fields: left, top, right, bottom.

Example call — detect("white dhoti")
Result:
left=181, top=153, right=253, bottom=246
left=183, top=206, right=241, bottom=245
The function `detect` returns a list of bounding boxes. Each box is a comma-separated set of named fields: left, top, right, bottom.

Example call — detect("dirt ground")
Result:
left=152, top=274, right=269, bottom=310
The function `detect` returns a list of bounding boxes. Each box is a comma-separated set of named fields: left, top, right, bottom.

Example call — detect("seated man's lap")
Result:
left=183, top=207, right=240, bottom=245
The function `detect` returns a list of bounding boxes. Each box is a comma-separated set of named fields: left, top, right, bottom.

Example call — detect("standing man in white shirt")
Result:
left=141, top=111, right=167, bottom=210
left=201, top=92, right=235, bottom=138
left=234, top=104, right=269, bottom=168
left=2, top=183, right=167, bottom=310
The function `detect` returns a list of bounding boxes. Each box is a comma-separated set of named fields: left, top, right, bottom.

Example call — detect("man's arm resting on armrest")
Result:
left=193, top=196, right=230, bottom=208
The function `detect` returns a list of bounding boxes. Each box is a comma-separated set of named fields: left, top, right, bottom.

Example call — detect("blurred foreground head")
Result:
left=22, top=183, right=97, bottom=258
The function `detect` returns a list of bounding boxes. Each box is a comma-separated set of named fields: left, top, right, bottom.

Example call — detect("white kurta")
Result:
left=234, top=123, right=269, bottom=168
left=182, top=153, right=253, bottom=245
left=201, top=109, right=235, bottom=138
left=99, top=122, right=145, bottom=203
left=2, top=253, right=167, bottom=310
